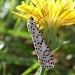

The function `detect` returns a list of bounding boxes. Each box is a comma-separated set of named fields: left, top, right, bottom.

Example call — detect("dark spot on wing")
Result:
left=34, top=41, right=36, bottom=42
left=46, top=54, right=49, bottom=56
left=40, top=42, right=42, bottom=45
left=33, top=28, right=35, bottom=30
left=36, top=36, right=38, bottom=38
left=41, top=39, right=43, bottom=42
left=47, top=46, right=48, bottom=48
left=37, top=42, right=40, bottom=44
left=33, top=35, right=35, bottom=37
left=31, top=17, right=33, bottom=20
left=31, top=23, right=33, bottom=24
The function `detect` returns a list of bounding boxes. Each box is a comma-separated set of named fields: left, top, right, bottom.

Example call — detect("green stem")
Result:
left=51, top=27, right=58, bottom=50
left=21, top=61, right=39, bottom=75
left=40, top=68, right=45, bottom=75
left=43, top=26, right=58, bottom=50
left=3, top=62, right=6, bottom=75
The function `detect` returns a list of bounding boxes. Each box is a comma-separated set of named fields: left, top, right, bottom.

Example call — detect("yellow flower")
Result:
left=13, top=0, right=75, bottom=29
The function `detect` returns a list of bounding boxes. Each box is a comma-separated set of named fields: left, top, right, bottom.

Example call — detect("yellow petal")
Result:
left=57, top=10, right=75, bottom=25
left=62, top=18, right=75, bottom=25
left=12, top=11, right=29, bottom=20
left=13, top=0, right=75, bottom=29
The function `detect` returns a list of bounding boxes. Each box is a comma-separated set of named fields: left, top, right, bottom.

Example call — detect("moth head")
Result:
left=28, top=16, right=34, bottom=23
left=30, top=17, right=33, bottom=20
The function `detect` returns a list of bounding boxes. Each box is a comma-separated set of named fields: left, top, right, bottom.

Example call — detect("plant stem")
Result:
left=21, top=61, right=39, bottom=75
left=40, top=68, right=45, bottom=75
left=3, top=62, right=6, bottom=75
left=43, top=26, right=58, bottom=50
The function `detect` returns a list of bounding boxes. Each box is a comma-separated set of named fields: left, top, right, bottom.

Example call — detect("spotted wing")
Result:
left=27, top=17, right=54, bottom=68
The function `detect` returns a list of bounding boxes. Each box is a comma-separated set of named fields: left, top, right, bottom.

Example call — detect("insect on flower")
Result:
left=27, top=16, right=54, bottom=68
left=25, top=1, right=55, bottom=68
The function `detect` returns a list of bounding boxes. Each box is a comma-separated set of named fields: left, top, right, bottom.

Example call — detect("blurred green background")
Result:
left=0, top=0, right=75, bottom=75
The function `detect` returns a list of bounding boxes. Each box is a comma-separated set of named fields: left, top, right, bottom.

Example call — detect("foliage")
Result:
left=0, top=0, right=75, bottom=75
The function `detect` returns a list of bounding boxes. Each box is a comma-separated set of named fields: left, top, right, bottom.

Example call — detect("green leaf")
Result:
left=21, top=61, right=39, bottom=75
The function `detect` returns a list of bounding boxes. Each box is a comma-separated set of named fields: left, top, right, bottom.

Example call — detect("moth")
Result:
left=27, top=17, right=54, bottom=68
